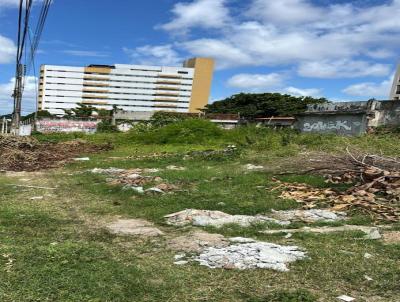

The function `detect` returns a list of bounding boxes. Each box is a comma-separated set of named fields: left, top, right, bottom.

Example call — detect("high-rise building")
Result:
left=390, top=63, right=400, bottom=100
left=38, top=57, right=214, bottom=115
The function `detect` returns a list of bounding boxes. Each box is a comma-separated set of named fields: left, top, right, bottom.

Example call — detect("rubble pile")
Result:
left=273, top=150, right=400, bottom=221
left=194, top=237, right=306, bottom=271
left=164, top=209, right=289, bottom=227
left=0, top=136, right=112, bottom=171
left=91, top=167, right=179, bottom=194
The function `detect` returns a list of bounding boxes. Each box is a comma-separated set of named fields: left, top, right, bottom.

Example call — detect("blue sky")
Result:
left=0, top=0, right=399, bottom=115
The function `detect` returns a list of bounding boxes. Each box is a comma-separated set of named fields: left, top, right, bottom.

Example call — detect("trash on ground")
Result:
left=106, top=219, right=164, bottom=237
left=91, top=167, right=179, bottom=194
left=164, top=209, right=289, bottom=228
left=274, top=149, right=400, bottom=222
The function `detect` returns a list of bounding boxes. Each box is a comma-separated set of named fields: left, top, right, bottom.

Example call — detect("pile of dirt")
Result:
left=0, top=136, right=112, bottom=172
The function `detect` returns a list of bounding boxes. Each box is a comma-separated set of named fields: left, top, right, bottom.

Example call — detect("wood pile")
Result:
left=274, top=148, right=400, bottom=222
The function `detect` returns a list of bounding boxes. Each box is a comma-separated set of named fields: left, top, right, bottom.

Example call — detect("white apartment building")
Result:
left=38, top=57, right=214, bottom=115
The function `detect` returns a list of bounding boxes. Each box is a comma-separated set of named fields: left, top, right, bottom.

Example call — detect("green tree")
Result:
left=63, top=104, right=96, bottom=118
left=204, top=93, right=328, bottom=118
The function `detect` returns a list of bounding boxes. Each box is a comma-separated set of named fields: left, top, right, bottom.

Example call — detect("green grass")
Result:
left=2, top=127, right=400, bottom=301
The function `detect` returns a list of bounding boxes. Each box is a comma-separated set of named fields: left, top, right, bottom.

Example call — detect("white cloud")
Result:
left=298, top=59, right=391, bottom=78
left=342, top=78, right=392, bottom=98
left=0, top=76, right=38, bottom=115
left=227, top=73, right=284, bottom=90
left=159, top=0, right=230, bottom=34
left=226, top=72, right=321, bottom=97
left=63, top=50, right=109, bottom=57
left=150, top=0, right=400, bottom=73
left=0, top=35, right=16, bottom=64
left=123, top=45, right=183, bottom=66
left=248, top=0, right=324, bottom=26
left=283, top=86, right=322, bottom=97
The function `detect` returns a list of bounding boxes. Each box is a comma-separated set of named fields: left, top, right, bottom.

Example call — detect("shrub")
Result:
left=132, top=119, right=224, bottom=144
left=96, top=121, right=119, bottom=133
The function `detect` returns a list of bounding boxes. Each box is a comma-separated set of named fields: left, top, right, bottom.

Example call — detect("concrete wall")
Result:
left=295, top=113, right=367, bottom=135
left=36, top=119, right=99, bottom=133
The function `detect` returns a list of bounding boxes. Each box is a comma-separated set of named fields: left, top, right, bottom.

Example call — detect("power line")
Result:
left=11, top=0, right=52, bottom=134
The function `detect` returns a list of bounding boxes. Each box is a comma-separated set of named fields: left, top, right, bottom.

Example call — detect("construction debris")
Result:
left=336, top=295, right=355, bottom=302
left=270, top=209, right=346, bottom=223
left=106, top=219, right=164, bottom=237
left=166, top=165, right=186, bottom=171
left=245, top=164, right=264, bottom=170
left=168, top=231, right=229, bottom=253
left=261, top=225, right=384, bottom=240
left=164, top=209, right=289, bottom=228
left=91, top=167, right=179, bottom=194
left=194, top=237, right=306, bottom=271
left=0, top=136, right=112, bottom=172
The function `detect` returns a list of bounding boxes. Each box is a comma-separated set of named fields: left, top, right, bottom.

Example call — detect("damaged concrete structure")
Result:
left=295, top=100, right=400, bottom=135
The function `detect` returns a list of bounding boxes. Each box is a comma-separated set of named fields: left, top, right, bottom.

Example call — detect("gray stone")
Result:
left=106, top=219, right=164, bottom=237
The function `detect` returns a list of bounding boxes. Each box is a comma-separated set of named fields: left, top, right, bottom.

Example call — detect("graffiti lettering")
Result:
left=303, top=120, right=352, bottom=132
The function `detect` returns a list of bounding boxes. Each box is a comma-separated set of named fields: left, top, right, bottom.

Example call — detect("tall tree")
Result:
left=204, top=93, right=328, bottom=118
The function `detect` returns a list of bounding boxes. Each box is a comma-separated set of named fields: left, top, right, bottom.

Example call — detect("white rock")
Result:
left=30, top=196, right=44, bottom=200
left=132, top=187, right=144, bottom=194
left=165, top=209, right=289, bottom=228
left=364, top=228, right=382, bottom=240
left=337, top=295, right=355, bottom=302
left=174, top=260, right=189, bottom=265
left=194, top=241, right=306, bottom=271
left=145, top=187, right=165, bottom=194
left=74, top=157, right=90, bottom=161
left=229, top=237, right=256, bottom=243
left=245, top=164, right=264, bottom=170
left=364, top=275, right=373, bottom=281
left=271, top=209, right=347, bottom=223
left=126, top=173, right=141, bottom=179
left=166, top=165, right=186, bottom=171
left=364, top=253, right=373, bottom=259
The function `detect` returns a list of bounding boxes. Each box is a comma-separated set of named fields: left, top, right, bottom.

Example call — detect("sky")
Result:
left=0, top=0, right=400, bottom=115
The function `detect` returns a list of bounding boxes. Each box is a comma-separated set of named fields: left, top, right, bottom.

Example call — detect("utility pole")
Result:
left=11, top=64, right=25, bottom=135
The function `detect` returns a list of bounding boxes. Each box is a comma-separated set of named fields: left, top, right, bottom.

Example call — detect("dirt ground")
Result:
left=0, top=136, right=112, bottom=172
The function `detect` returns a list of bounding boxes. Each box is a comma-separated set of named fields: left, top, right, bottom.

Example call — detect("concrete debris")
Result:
left=166, top=165, right=186, bottom=171
left=364, top=275, right=373, bottom=281
left=145, top=187, right=165, bottom=194
left=90, top=167, right=179, bottom=193
left=271, top=209, right=347, bottom=223
left=261, top=225, right=384, bottom=240
left=364, top=253, right=373, bottom=259
left=164, top=209, right=289, bottom=228
left=229, top=237, right=256, bottom=243
left=174, top=260, right=189, bottom=265
left=30, top=196, right=44, bottom=200
left=194, top=241, right=306, bottom=271
left=168, top=231, right=229, bottom=253
left=73, top=157, right=90, bottom=161
left=382, top=231, right=400, bottom=244
left=337, top=295, right=355, bottom=302
left=106, top=219, right=164, bottom=237
left=91, top=167, right=126, bottom=175
left=245, top=164, right=264, bottom=170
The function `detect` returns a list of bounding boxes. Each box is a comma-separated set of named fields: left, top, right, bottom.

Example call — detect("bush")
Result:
left=131, top=119, right=224, bottom=144
left=96, top=121, right=119, bottom=133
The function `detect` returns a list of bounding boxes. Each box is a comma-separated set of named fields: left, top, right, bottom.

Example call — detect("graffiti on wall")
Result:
left=302, top=120, right=361, bottom=132
left=36, top=120, right=99, bottom=133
